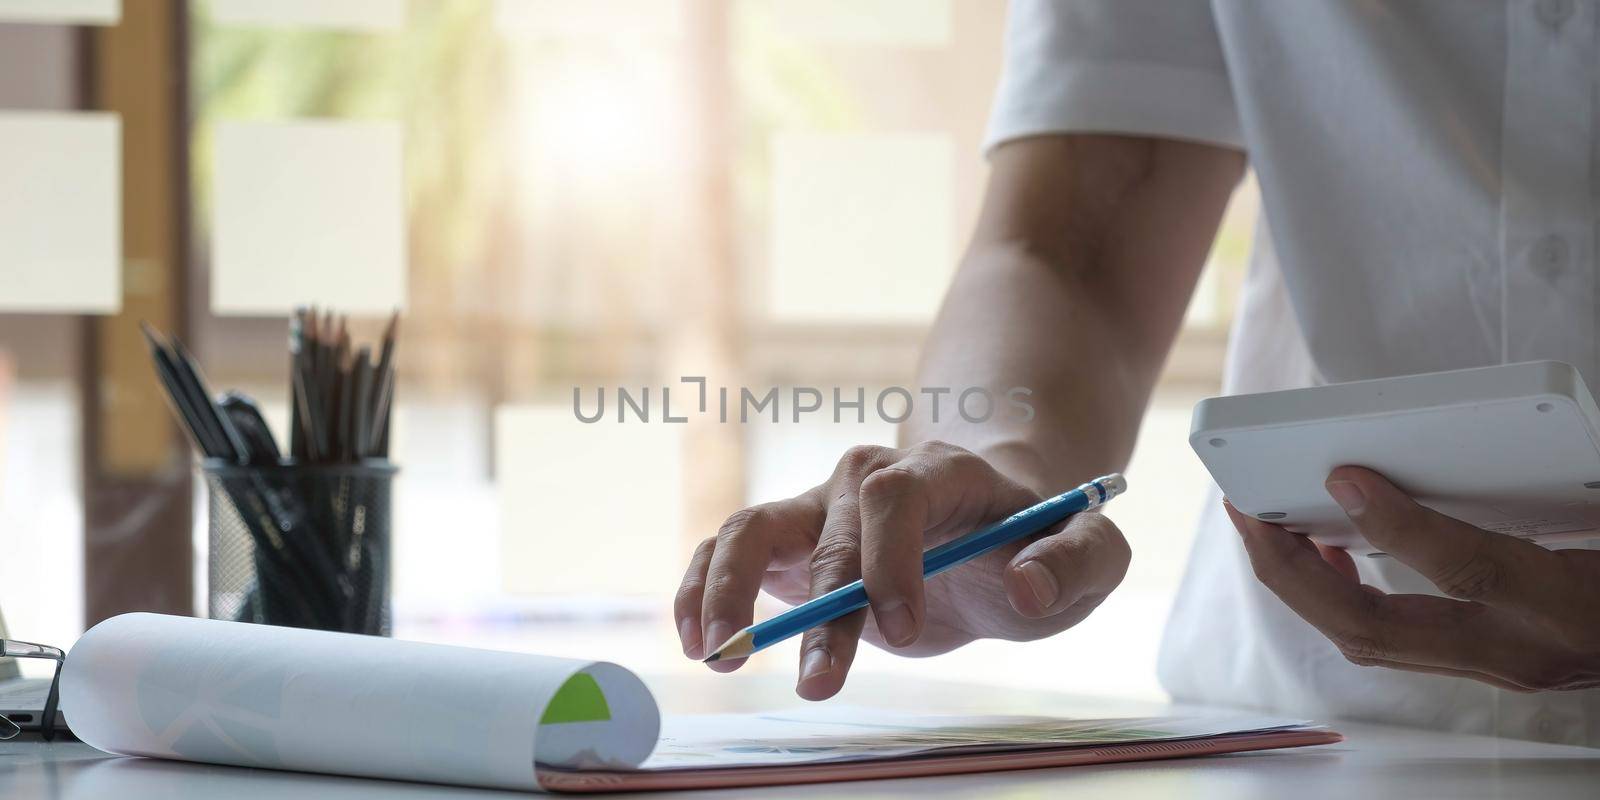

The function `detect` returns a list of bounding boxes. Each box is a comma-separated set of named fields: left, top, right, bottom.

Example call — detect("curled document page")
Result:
left=645, top=708, right=1319, bottom=767
left=60, top=613, right=659, bottom=791
left=60, top=614, right=1339, bottom=793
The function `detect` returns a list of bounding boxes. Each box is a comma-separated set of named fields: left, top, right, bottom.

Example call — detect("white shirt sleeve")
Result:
left=984, top=0, right=1245, bottom=154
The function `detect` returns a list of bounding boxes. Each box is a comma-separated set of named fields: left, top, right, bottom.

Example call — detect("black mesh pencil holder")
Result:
left=203, top=459, right=398, bottom=636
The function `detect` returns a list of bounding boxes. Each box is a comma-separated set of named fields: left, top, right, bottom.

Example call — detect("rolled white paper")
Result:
left=60, top=614, right=659, bottom=791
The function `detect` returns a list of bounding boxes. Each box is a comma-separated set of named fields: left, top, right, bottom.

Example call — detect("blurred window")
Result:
left=0, top=1, right=1258, bottom=699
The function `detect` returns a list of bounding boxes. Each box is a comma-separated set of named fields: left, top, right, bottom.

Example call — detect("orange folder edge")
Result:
left=538, top=727, right=1345, bottom=793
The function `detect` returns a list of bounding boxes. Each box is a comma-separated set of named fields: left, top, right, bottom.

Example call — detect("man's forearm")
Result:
left=901, top=244, right=1157, bottom=495
left=898, top=135, right=1246, bottom=495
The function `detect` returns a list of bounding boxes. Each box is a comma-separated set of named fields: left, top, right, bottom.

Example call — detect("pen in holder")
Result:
left=204, top=459, right=397, bottom=635
left=143, top=308, right=401, bottom=635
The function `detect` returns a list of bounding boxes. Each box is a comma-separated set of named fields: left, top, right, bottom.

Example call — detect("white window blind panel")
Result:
left=493, top=0, right=682, bottom=39
left=0, top=0, right=118, bottom=25
left=768, top=131, right=954, bottom=323
left=211, top=120, right=407, bottom=317
left=496, top=404, right=682, bottom=596
left=766, top=0, right=950, bottom=46
left=206, top=0, right=403, bottom=31
left=0, top=112, right=120, bottom=314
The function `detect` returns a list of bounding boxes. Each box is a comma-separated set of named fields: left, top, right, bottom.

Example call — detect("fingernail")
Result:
left=1019, top=560, right=1059, bottom=609
left=1326, top=480, right=1366, bottom=516
left=679, top=617, right=702, bottom=659
left=800, top=648, right=832, bottom=683
left=705, top=621, right=732, bottom=655
left=875, top=601, right=916, bottom=646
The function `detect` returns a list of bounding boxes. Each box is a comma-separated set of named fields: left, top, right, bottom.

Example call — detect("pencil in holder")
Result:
left=203, top=459, right=397, bottom=636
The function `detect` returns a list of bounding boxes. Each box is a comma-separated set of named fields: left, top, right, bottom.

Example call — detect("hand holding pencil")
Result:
left=676, top=441, right=1132, bottom=701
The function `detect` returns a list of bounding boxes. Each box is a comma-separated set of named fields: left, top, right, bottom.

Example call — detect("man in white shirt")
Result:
left=674, top=1, right=1600, bottom=745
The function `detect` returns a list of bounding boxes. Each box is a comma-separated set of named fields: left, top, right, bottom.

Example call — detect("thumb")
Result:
left=1325, top=465, right=1553, bottom=609
left=1323, top=465, right=1429, bottom=550
left=1003, top=512, right=1130, bottom=618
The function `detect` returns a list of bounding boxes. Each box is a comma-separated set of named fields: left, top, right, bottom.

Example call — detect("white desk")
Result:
left=1, top=674, right=1595, bottom=798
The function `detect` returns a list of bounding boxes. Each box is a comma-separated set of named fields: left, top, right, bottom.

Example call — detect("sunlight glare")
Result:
left=512, top=47, right=686, bottom=192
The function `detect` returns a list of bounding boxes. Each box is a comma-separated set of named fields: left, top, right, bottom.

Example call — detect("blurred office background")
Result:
left=0, top=0, right=1256, bottom=701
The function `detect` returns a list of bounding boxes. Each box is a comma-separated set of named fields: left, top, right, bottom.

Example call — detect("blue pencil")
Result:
left=703, top=473, right=1127, bottom=663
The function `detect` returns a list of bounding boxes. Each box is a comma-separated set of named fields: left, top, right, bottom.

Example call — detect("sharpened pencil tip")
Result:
left=702, top=629, right=755, bottom=664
